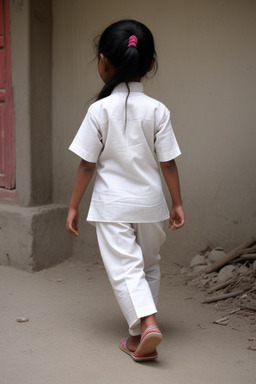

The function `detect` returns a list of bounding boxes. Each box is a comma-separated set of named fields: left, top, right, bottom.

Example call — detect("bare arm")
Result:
left=160, top=159, right=185, bottom=230
left=66, top=159, right=96, bottom=237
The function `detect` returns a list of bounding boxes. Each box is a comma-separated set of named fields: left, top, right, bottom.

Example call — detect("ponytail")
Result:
left=95, top=20, right=157, bottom=100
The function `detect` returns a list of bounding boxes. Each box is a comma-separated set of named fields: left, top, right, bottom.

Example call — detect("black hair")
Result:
left=95, top=20, right=157, bottom=100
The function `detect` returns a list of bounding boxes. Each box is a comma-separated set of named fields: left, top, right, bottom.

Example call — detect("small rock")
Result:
left=252, top=260, right=256, bottom=273
left=16, top=317, right=29, bottom=323
left=206, top=259, right=212, bottom=266
left=238, top=264, right=251, bottom=275
left=208, top=249, right=226, bottom=263
left=192, top=265, right=207, bottom=274
left=180, top=266, right=188, bottom=275
left=217, top=265, right=237, bottom=282
left=190, top=255, right=207, bottom=268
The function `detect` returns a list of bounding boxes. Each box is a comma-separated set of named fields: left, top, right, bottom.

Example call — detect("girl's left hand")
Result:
left=169, top=205, right=185, bottom=231
left=66, top=207, right=79, bottom=237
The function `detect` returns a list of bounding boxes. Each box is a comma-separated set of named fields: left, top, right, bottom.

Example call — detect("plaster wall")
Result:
left=30, top=0, right=52, bottom=204
left=0, top=203, right=72, bottom=271
left=9, top=0, right=31, bottom=205
left=9, top=0, right=52, bottom=205
left=52, top=0, right=256, bottom=265
left=0, top=0, right=72, bottom=271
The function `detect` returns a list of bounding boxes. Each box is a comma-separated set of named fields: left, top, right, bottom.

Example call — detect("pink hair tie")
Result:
left=128, top=35, right=138, bottom=48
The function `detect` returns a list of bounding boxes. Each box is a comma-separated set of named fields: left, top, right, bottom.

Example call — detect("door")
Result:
left=0, top=0, right=15, bottom=190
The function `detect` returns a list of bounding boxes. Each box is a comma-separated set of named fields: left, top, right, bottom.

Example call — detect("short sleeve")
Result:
left=69, top=111, right=103, bottom=163
left=154, top=110, right=181, bottom=162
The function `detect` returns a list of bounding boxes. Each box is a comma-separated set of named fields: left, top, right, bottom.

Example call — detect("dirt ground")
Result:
left=0, top=257, right=255, bottom=384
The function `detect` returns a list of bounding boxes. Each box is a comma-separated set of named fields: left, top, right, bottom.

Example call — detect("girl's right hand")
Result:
left=66, top=207, right=79, bottom=237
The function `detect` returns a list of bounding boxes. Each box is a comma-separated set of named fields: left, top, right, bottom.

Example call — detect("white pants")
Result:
left=95, top=222, right=166, bottom=336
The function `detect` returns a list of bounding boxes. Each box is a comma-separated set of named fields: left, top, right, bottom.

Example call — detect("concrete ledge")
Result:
left=0, top=203, right=72, bottom=271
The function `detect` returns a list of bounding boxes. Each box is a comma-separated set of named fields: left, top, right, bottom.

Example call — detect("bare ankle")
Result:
left=141, top=314, right=158, bottom=334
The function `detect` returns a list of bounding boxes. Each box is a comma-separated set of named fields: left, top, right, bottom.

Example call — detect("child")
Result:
left=66, top=19, right=185, bottom=362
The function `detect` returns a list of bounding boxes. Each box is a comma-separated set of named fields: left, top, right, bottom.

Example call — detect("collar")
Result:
left=112, top=82, right=144, bottom=94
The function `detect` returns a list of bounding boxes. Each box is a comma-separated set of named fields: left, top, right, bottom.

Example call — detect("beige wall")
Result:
left=52, top=0, right=256, bottom=264
left=1, top=0, right=72, bottom=271
left=10, top=0, right=52, bottom=206
left=9, top=0, right=31, bottom=205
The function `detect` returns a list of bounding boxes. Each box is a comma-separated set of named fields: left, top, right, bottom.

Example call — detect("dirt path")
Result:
left=0, top=258, right=255, bottom=384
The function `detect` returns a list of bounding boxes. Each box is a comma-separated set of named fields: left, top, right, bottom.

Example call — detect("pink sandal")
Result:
left=119, top=326, right=162, bottom=362
left=119, top=337, right=158, bottom=362
left=135, top=325, right=162, bottom=356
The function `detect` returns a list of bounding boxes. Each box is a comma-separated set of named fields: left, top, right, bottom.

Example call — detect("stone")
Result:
left=16, top=317, right=29, bottom=323
left=208, top=249, right=226, bottom=263
left=252, top=260, right=256, bottom=273
left=180, top=266, right=188, bottom=275
left=192, top=265, right=208, bottom=274
left=217, top=265, right=237, bottom=282
left=190, top=254, right=207, bottom=268
left=238, top=264, right=251, bottom=275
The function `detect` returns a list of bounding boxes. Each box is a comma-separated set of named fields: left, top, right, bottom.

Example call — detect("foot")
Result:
left=126, top=335, right=141, bottom=352
left=119, top=337, right=158, bottom=362
left=134, top=325, right=162, bottom=356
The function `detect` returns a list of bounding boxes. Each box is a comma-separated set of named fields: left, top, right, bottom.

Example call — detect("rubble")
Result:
left=208, top=249, right=226, bottom=263
left=181, top=237, right=256, bottom=330
left=217, top=265, right=237, bottom=282
left=190, top=254, right=207, bottom=268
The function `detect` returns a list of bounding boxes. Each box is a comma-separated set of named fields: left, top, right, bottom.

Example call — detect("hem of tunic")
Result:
left=87, top=215, right=169, bottom=226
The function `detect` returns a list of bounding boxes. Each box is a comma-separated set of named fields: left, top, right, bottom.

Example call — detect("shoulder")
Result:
left=135, top=90, right=169, bottom=111
left=87, top=94, right=120, bottom=120
left=139, top=93, right=171, bottom=124
left=87, top=97, right=107, bottom=115
left=145, top=94, right=170, bottom=112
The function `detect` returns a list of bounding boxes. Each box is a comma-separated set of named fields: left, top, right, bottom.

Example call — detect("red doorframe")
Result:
left=0, top=0, right=15, bottom=192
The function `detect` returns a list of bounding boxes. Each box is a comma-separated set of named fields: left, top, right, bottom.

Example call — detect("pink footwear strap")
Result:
left=120, top=337, right=129, bottom=349
left=141, top=326, right=162, bottom=342
left=132, top=350, right=158, bottom=358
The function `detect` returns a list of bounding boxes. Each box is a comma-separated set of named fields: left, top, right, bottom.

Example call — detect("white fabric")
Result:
left=95, top=221, right=166, bottom=336
left=69, top=82, right=181, bottom=223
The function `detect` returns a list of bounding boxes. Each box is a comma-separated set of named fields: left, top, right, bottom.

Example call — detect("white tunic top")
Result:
left=69, top=82, right=181, bottom=223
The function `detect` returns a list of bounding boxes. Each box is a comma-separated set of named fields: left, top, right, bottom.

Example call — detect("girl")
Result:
left=66, top=19, right=185, bottom=362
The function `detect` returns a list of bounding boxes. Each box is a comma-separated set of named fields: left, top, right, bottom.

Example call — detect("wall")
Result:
left=0, top=0, right=72, bottom=271
left=9, top=0, right=52, bottom=205
left=9, top=0, right=31, bottom=205
left=30, top=0, right=52, bottom=204
left=52, top=0, right=256, bottom=265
